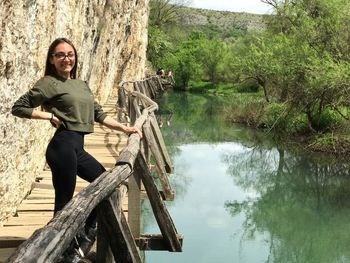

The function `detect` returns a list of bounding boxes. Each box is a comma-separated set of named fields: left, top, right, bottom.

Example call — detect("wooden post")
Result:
left=133, top=82, right=140, bottom=93
left=128, top=171, right=141, bottom=239
left=118, top=87, right=127, bottom=109
left=155, top=76, right=164, bottom=91
left=143, top=119, right=174, bottom=200
left=149, top=114, right=174, bottom=173
left=145, top=80, right=156, bottom=99
left=98, top=187, right=142, bottom=263
left=97, top=210, right=115, bottom=263
left=135, top=154, right=182, bottom=252
left=141, top=81, right=151, bottom=98
left=129, top=97, right=137, bottom=125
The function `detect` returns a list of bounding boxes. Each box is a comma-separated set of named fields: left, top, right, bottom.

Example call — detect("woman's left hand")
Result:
left=125, top=126, right=143, bottom=138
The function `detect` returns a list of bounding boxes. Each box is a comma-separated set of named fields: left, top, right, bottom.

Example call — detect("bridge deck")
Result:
left=0, top=100, right=129, bottom=262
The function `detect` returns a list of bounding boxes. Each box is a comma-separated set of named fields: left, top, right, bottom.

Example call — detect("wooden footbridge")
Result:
left=0, top=76, right=182, bottom=262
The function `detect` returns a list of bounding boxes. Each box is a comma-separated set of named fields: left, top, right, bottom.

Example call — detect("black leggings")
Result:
left=45, top=127, right=105, bottom=228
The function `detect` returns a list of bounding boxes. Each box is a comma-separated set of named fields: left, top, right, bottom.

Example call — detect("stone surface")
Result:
left=0, top=0, right=149, bottom=224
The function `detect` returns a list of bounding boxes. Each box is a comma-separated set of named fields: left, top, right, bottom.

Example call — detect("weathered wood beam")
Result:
left=135, top=154, right=182, bottom=252
left=143, top=121, right=174, bottom=200
left=128, top=170, right=141, bottom=239
left=117, top=87, right=127, bottom=110
left=155, top=76, right=164, bottom=91
left=149, top=114, right=174, bottom=173
left=145, top=80, right=156, bottom=99
left=96, top=210, right=115, bottom=263
left=98, top=188, right=142, bottom=263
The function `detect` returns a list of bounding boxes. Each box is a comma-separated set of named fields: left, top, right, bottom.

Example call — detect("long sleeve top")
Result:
left=11, top=75, right=107, bottom=133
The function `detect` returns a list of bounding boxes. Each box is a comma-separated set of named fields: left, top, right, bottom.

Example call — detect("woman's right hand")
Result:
left=50, top=114, right=63, bottom=128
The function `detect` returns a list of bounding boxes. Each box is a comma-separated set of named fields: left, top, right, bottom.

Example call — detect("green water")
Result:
left=142, top=91, right=350, bottom=263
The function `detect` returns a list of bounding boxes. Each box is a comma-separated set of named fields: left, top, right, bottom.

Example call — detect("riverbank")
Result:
left=173, top=83, right=350, bottom=160
left=220, top=91, right=350, bottom=160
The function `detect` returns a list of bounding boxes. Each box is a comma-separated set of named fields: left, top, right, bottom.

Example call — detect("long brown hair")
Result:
left=44, top=38, right=78, bottom=79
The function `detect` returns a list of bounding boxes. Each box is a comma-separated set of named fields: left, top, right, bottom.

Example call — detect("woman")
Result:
left=12, top=38, right=141, bottom=261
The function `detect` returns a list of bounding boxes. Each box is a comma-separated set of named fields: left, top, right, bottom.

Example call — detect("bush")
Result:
left=312, top=108, right=345, bottom=131
left=262, top=103, right=313, bottom=134
left=262, top=102, right=288, bottom=131
left=235, top=79, right=260, bottom=93
left=223, top=94, right=265, bottom=127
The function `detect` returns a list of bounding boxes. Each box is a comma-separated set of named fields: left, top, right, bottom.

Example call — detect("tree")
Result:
left=147, top=26, right=173, bottom=67
left=172, top=32, right=205, bottom=88
left=231, top=0, right=350, bottom=132
left=199, top=37, right=228, bottom=84
left=149, top=0, right=192, bottom=27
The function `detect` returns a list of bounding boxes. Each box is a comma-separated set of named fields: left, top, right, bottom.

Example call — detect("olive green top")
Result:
left=11, top=75, right=107, bottom=133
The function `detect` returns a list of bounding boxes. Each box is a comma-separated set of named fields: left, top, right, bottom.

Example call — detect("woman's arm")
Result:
left=102, top=116, right=142, bottom=138
left=31, top=110, right=62, bottom=127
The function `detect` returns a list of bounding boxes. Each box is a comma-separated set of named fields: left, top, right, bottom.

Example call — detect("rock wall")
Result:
left=0, top=0, right=149, bottom=224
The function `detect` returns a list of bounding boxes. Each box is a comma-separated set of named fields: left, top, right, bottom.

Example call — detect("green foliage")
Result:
left=235, top=79, right=260, bottom=93
left=223, top=94, right=266, bottom=127
left=147, top=26, right=173, bottom=67
left=148, top=0, right=350, bottom=141
left=262, top=102, right=289, bottom=131
left=230, top=0, right=350, bottom=133
left=149, top=0, right=189, bottom=27
left=285, top=114, right=310, bottom=135
left=312, top=107, right=344, bottom=131
left=147, top=4, right=253, bottom=89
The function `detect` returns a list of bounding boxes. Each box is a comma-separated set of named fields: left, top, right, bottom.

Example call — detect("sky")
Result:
left=189, top=0, right=273, bottom=15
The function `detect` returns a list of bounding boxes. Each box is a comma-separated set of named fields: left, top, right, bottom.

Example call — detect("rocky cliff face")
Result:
left=0, top=0, right=149, bottom=223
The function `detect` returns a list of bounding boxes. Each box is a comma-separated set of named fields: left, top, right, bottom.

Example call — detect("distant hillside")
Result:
left=176, top=6, right=268, bottom=33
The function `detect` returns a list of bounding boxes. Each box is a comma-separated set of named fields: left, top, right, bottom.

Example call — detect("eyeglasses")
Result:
left=52, top=52, right=75, bottom=60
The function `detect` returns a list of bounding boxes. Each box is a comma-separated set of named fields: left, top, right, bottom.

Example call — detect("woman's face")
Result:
left=50, top=42, right=76, bottom=79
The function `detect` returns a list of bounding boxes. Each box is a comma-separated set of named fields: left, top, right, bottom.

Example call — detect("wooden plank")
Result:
left=0, top=248, right=17, bottom=262
left=0, top=237, right=26, bottom=249
left=13, top=212, right=53, bottom=217
left=3, top=216, right=51, bottom=227
left=0, top=226, right=38, bottom=240
left=135, top=154, right=182, bottom=252
left=21, top=199, right=54, bottom=204
left=16, top=203, right=54, bottom=212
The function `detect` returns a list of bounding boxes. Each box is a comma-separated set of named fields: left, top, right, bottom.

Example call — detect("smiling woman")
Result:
left=11, top=37, right=142, bottom=263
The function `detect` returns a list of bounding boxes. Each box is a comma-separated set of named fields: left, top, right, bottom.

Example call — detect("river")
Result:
left=141, top=91, right=350, bottom=263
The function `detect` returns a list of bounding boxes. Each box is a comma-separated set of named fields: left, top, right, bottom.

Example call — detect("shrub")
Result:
left=262, top=102, right=288, bottom=131
left=312, top=108, right=345, bottom=131
left=235, top=79, right=260, bottom=93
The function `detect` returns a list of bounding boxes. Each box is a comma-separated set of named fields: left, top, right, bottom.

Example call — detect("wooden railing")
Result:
left=7, top=76, right=182, bottom=263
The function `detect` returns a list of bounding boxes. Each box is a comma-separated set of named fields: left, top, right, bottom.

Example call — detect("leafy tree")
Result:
left=232, top=0, right=350, bottom=132
left=147, top=26, right=173, bottom=67
left=172, top=32, right=205, bottom=88
left=149, top=0, right=192, bottom=27
left=199, top=37, right=228, bottom=84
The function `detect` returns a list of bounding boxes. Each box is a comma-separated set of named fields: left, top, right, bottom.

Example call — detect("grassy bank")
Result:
left=185, top=82, right=350, bottom=159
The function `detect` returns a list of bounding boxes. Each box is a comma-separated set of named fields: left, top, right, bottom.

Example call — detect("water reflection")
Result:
left=143, top=91, right=350, bottom=263
left=223, top=146, right=350, bottom=263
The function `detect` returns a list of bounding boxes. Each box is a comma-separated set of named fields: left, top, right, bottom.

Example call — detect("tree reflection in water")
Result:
left=223, top=147, right=350, bottom=263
